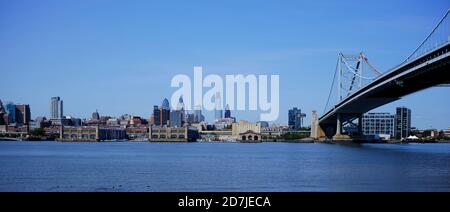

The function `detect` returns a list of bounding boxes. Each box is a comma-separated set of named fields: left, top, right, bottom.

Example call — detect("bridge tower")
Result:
left=317, top=52, right=381, bottom=141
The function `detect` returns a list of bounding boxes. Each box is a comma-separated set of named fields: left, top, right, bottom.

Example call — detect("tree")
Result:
left=31, top=128, right=45, bottom=137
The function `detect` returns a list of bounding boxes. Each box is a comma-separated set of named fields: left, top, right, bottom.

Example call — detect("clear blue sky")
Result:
left=0, top=0, right=449, bottom=129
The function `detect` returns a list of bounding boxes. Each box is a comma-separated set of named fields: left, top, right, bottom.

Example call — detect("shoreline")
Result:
left=1, top=139, right=450, bottom=144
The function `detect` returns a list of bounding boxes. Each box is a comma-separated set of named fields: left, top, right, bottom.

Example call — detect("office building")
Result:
left=5, top=102, right=16, bottom=123
left=288, top=107, right=306, bottom=130
left=193, top=105, right=205, bottom=123
left=362, top=113, right=395, bottom=139
left=395, top=107, right=411, bottom=139
left=15, top=104, right=30, bottom=125
left=214, top=92, right=223, bottom=121
left=50, top=97, right=63, bottom=119
left=224, top=104, right=231, bottom=118
left=92, top=110, right=100, bottom=120
left=170, top=110, right=183, bottom=127
left=152, top=98, right=171, bottom=127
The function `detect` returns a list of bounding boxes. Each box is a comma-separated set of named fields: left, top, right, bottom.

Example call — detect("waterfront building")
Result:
left=126, top=126, right=149, bottom=140
left=232, top=120, right=261, bottom=140
left=288, top=107, right=306, bottom=130
left=261, top=124, right=289, bottom=139
left=444, top=127, right=450, bottom=138
left=362, top=113, right=395, bottom=139
left=61, top=126, right=126, bottom=142
left=395, top=107, right=411, bottom=139
left=239, top=130, right=261, bottom=142
left=50, top=97, right=63, bottom=119
left=149, top=126, right=199, bottom=142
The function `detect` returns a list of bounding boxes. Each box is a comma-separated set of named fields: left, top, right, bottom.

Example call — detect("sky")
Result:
left=0, top=0, right=449, bottom=129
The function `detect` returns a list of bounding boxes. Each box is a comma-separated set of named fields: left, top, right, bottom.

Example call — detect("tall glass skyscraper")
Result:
left=50, top=97, right=63, bottom=119
left=6, top=102, right=16, bottom=123
left=214, top=92, right=223, bottom=121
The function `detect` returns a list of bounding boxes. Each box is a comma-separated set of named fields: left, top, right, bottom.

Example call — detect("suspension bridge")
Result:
left=312, top=9, right=450, bottom=141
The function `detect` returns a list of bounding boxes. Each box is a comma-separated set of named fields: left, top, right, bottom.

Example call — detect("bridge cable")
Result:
left=404, top=9, right=449, bottom=63
left=324, top=57, right=339, bottom=114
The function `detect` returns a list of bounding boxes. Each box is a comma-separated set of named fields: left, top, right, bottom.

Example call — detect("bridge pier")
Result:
left=357, top=114, right=363, bottom=136
left=332, top=113, right=352, bottom=142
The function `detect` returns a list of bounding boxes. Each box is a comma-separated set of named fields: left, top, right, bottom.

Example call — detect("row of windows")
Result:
left=63, top=134, right=96, bottom=139
left=151, top=134, right=185, bottom=139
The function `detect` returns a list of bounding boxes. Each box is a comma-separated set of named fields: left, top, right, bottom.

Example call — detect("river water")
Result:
left=0, top=141, right=448, bottom=191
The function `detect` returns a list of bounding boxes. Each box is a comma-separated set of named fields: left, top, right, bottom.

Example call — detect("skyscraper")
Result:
left=160, top=99, right=170, bottom=127
left=162, top=98, right=170, bottom=110
left=5, top=102, right=16, bottom=123
left=50, top=97, right=63, bottom=119
left=15, top=104, right=30, bottom=125
left=288, top=107, right=306, bottom=130
left=214, top=92, right=223, bottom=121
left=224, top=104, right=231, bottom=118
left=152, top=99, right=171, bottom=127
left=170, top=110, right=183, bottom=127
left=92, top=110, right=100, bottom=120
left=193, top=105, right=204, bottom=123
left=152, top=105, right=161, bottom=126
left=395, top=107, right=411, bottom=139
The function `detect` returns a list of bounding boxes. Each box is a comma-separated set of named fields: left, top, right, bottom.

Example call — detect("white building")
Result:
left=362, top=113, right=395, bottom=139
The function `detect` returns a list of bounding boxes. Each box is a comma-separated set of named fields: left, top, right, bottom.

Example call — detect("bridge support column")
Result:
left=336, top=113, right=342, bottom=136
left=357, top=114, right=363, bottom=136
left=332, top=113, right=352, bottom=141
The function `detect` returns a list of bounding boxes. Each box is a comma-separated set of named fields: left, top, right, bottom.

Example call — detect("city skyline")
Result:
left=1, top=0, right=449, bottom=129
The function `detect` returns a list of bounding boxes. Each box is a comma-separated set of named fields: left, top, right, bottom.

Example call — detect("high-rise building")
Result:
left=152, top=99, right=171, bottom=127
left=224, top=104, right=231, bottom=118
left=177, top=96, right=186, bottom=124
left=160, top=99, right=170, bottom=127
left=50, top=97, right=64, bottom=119
left=395, top=107, right=411, bottom=139
left=193, top=105, right=204, bottom=123
left=170, top=110, right=183, bottom=127
left=92, top=110, right=100, bottom=120
left=362, top=113, right=395, bottom=138
left=5, top=102, right=16, bottom=123
left=162, top=98, right=170, bottom=110
left=152, top=106, right=161, bottom=126
left=214, top=92, right=223, bottom=121
left=288, top=107, right=306, bottom=130
left=15, top=104, right=30, bottom=125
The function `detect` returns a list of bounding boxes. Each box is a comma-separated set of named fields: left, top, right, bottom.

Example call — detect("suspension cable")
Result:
left=324, top=57, right=339, bottom=114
